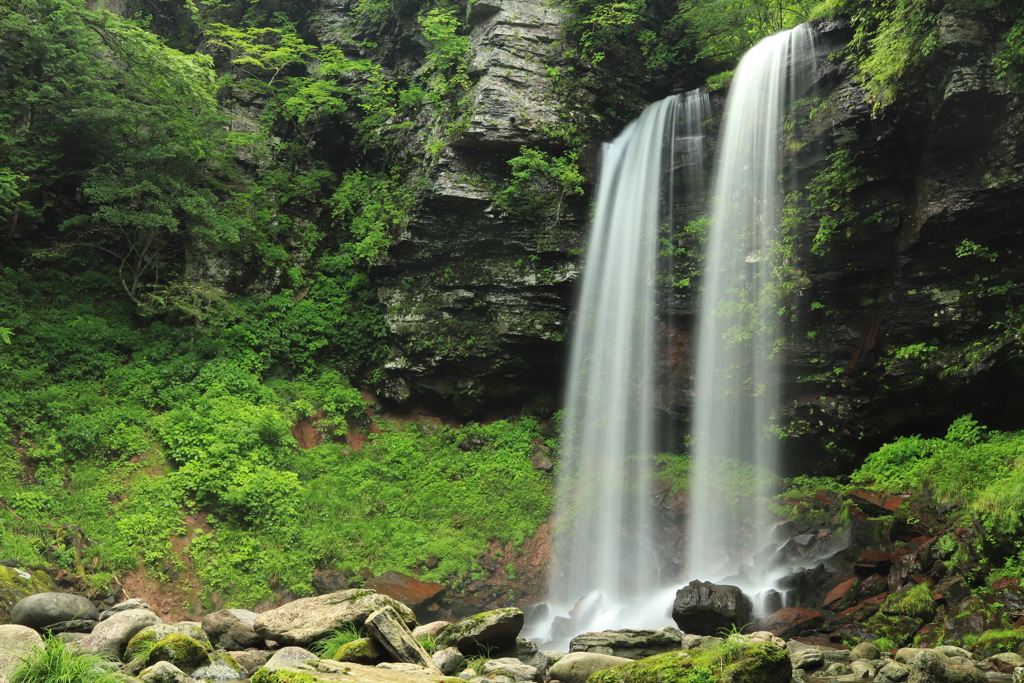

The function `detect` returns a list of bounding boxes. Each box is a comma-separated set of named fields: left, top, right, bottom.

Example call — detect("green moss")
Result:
left=250, top=671, right=324, bottom=683
left=589, top=639, right=790, bottom=683
left=331, top=637, right=384, bottom=663
left=863, top=612, right=924, bottom=648
left=145, top=633, right=212, bottom=673
left=961, top=628, right=1024, bottom=659
left=882, top=583, right=937, bottom=622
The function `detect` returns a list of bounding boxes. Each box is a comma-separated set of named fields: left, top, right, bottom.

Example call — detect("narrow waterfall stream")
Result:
left=685, top=25, right=817, bottom=604
left=531, top=91, right=708, bottom=650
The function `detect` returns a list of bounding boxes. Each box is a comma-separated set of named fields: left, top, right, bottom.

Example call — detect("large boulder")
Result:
left=76, top=608, right=163, bottom=658
left=9, top=592, right=98, bottom=629
left=0, top=567, right=59, bottom=623
left=569, top=628, right=685, bottom=659
left=144, top=633, right=213, bottom=674
left=0, top=624, right=44, bottom=681
left=436, top=607, right=524, bottom=655
left=671, top=580, right=752, bottom=635
left=253, top=589, right=416, bottom=647
left=364, top=605, right=440, bottom=672
left=548, top=651, right=633, bottom=683
left=202, top=608, right=263, bottom=650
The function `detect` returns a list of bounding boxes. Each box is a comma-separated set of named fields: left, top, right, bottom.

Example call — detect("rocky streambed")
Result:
left=1, top=584, right=1023, bottom=683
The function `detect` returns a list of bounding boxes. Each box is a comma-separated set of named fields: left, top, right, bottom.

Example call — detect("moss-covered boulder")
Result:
left=124, top=622, right=213, bottom=674
left=589, top=638, right=791, bottom=683
left=144, top=633, right=213, bottom=674
left=966, top=629, right=1024, bottom=659
left=436, top=607, right=524, bottom=655
left=863, top=612, right=925, bottom=648
left=332, top=636, right=385, bottom=664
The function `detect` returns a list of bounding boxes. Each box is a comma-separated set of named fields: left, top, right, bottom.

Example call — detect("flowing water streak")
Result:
left=686, top=25, right=817, bottom=594
left=538, top=91, right=709, bottom=648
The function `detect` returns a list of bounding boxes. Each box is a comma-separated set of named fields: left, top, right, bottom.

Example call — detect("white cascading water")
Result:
left=532, top=91, right=709, bottom=650
left=685, top=25, right=817, bottom=603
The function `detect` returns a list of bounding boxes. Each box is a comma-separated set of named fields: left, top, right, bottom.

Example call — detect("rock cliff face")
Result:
left=317, top=0, right=1024, bottom=458
left=774, top=5, right=1024, bottom=467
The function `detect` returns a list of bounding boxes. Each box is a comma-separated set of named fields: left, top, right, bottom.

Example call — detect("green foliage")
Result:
left=494, top=148, right=585, bottom=226
left=993, top=10, right=1024, bottom=91
left=806, top=148, right=879, bottom=256
left=839, top=0, right=940, bottom=111
left=853, top=415, right=1024, bottom=584
left=329, top=169, right=417, bottom=265
left=10, top=635, right=122, bottom=683
left=311, top=625, right=370, bottom=658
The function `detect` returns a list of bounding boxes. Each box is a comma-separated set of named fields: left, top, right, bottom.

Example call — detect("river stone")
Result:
left=547, top=651, right=633, bottom=683
left=41, top=618, right=97, bottom=633
left=875, top=660, right=911, bottom=683
left=483, top=657, right=540, bottom=682
left=201, top=608, right=262, bottom=650
left=138, top=660, right=193, bottom=683
left=850, top=641, right=881, bottom=661
left=190, top=661, right=244, bottom=680
left=671, top=580, right=752, bottom=636
left=10, top=592, right=98, bottom=628
left=433, top=647, right=465, bottom=675
left=934, top=645, right=973, bottom=659
left=262, top=645, right=320, bottom=672
left=76, top=607, right=162, bottom=657
left=790, top=647, right=824, bottom=670
left=1013, top=666, right=1023, bottom=683
left=983, top=652, right=1024, bottom=673
left=908, top=649, right=947, bottom=683
left=437, top=607, right=524, bottom=654
left=0, top=624, right=44, bottom=681
left=512, top=638, right=548, bottom=672
left=253, top=589, right=416, bottom=647
left=99, top=598, right=151, bottom=620
left=569, top=628, right=684, bottom=659
left=229, top=649, right=270, bottom=674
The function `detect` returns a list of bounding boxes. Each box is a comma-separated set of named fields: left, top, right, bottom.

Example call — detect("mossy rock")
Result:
left=880, top=584, right=937, bottom=622
left=145, top=633, right=213, bottom=674
left=589, top=639, right=791, bottom=683
left=0, top=566, right=59, bottom=622
left=251, top=671, right=324, bottom=683
left=965, top=628, right=1024, bottom=659
left=863, top=612, right=924, bottom=648
left=332, top=637, right=385, bottom=664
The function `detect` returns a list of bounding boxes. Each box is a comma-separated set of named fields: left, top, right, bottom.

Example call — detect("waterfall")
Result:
left=685, top=25, right=817, bottom=597
left=533, top=90, right=709, bottom=649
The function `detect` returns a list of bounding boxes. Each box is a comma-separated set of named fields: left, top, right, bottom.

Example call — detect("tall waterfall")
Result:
left=537, top=91, right=709, bottom=648
left=685, top=25, right=817, bottom=595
